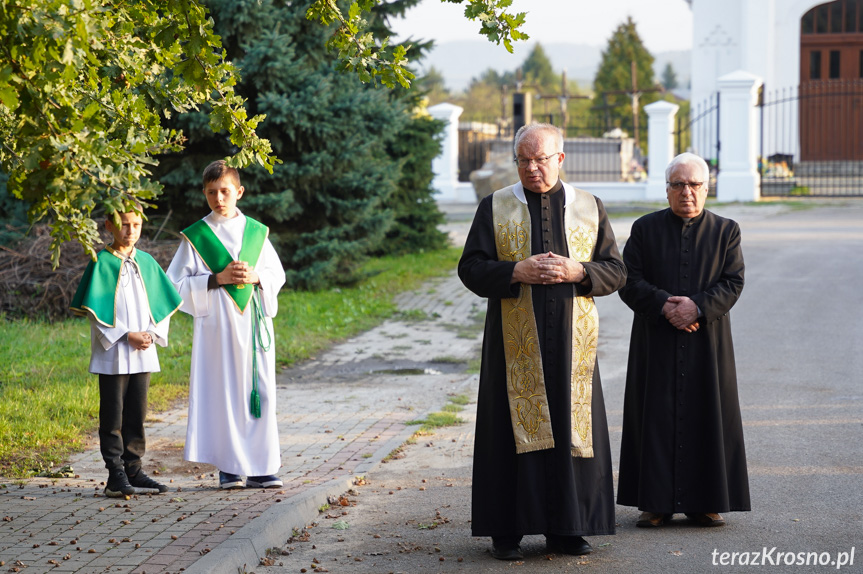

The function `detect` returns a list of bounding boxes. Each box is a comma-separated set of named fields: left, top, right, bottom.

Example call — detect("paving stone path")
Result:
left=0, top=270, right=484, bottom=574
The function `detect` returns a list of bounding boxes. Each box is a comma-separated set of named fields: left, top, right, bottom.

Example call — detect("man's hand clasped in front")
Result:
left=663, top=295, right=700, bottom=333
left=512, top=251, right=587, bottom=285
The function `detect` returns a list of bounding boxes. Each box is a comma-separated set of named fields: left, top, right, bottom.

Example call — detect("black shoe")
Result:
left=105, top=469, right=136, bottom=498
left=490, top=537, right=523, bottom=561
left=546, top=534, right=592, bottom=556
left=127, top=469, right=168, bottom=493
left=219, top=471, right=245, bottom=489
left=246, top=475, right=283, bottom=488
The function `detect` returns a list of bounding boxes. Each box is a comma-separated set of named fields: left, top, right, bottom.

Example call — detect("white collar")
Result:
left=206, top=208, right=245, bottom=225
left=512, top=181, right=574, bottom=207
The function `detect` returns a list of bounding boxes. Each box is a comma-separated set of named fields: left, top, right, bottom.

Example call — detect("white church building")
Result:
left=689, top=0, right=862, bottom=175
left=689, top=0, right=862, bottom=107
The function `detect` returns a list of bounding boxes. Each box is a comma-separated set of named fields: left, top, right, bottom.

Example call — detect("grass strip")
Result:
left=385, top=394, right=473, bottom=462
left=0, top=246, right=461, bottom=477
left=405, top=393, right=471, bottom=431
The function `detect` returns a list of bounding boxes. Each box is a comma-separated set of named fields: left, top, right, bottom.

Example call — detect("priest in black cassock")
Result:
left=458, top=123, right=626, bottom=560
left=617, top=152, right=750, bottom=528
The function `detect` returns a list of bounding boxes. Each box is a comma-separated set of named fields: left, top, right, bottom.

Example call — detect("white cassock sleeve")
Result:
left=255, top=240, right=285, bottom=317
left=93, top=316, right=127, bottom=351
left=166, top=239, right=212, bottom=318
left=150, top=315, right=170, bottom=347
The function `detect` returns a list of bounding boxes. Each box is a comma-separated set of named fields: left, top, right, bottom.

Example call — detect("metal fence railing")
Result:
left=760, top=80, right=863, bottom=197
left=457, top=118, right=646, bottom=184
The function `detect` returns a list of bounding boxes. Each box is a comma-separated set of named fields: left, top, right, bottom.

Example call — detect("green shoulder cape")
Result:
left=71, top=247, right=183, bottom=327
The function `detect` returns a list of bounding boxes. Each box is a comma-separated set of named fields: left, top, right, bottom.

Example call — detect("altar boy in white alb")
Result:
left=167, top=160, right=286, bottom=489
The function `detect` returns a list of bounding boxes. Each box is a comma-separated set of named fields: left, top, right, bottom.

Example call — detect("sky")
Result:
left=389, top=0, right=694, bottom=53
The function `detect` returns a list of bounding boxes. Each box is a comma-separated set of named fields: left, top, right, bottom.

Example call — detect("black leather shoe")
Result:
left=490, top=537, right=524, bottom=560
left=127, top=469, right=168, bottom=493
left=104, top=468, right=136, bottom=498
left=546, top=534, right=592, bottom=556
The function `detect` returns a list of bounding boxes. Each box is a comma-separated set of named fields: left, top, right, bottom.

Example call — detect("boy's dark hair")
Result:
left=202, top=160, right=241, bottom=188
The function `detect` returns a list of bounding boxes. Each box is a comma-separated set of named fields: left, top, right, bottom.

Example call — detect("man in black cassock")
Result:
left=617, top=152, right=750, bottom=528
left=458, top=123, right=626, bottom=560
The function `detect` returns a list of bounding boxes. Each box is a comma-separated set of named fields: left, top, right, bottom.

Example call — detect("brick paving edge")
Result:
left=183, top=374, right=476, bottom=574
left=184, top=474, right=355, bottom=574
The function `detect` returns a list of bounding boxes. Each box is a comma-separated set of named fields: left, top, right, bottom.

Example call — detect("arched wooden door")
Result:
left=800, top=0, right=863, bottom=160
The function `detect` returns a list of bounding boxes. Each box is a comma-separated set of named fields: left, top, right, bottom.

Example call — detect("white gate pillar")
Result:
left=716, top=71, right=762, bottom=202
left=428, top=103, right=475, bottom=203
left=644, top=100, right=680, bottom=200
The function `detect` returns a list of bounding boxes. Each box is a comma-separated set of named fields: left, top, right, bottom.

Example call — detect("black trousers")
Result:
left=98, top=372, right=150, bottom=474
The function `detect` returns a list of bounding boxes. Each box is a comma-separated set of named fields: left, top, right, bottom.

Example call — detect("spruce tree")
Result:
left=377, top=112, right=447, bottom=256
left=521, top=44, right=559, bottom=91
left=592, top=17, right=659, bottom=148
left=366, top=0, right=448, bottom=257
left=661, top=62, right=679, bottom=90
left=154, top=0, right=445, bottom=288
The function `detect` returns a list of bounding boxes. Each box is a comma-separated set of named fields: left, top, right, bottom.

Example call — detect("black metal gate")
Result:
left=759, top=80, right=863, bottom=197
left=458, top=126, right=501, bottom=182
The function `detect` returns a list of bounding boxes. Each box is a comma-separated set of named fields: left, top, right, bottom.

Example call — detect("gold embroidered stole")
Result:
left=567, top=188, right=600, bottom=458
left=492, top=185, right=599, bottom=457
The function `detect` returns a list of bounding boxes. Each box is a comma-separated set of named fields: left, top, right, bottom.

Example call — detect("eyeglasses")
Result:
left=514, top=153, right=560, bottom=168
left=667, top=181, right=705, bottom=192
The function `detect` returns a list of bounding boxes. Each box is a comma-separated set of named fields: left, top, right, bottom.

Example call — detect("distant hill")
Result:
left=412, top=40, right=690, bottom=94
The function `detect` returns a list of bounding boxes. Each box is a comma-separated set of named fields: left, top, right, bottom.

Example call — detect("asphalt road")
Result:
left=254, top=202, right=863, bottom=574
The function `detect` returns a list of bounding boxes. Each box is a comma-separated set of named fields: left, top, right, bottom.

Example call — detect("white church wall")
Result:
left=689, top=0, right=828, bottom=166
left=691, top=0, right=745, bottom=112
left=691, top=0, right=826, bottom=102
left=741, top=0, right=776, bottom=87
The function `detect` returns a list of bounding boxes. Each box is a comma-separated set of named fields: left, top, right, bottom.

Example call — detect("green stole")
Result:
left=180, top=216, right=269, bottom=313
left=71, top=246, right=183, bottom=327
left=492, top=183, right=599, bottom=457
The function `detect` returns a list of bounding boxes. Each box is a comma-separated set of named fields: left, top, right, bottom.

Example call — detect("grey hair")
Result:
left=513, top=123, right=564, bottom=158
left=665, top=152, right=710, bottom=183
